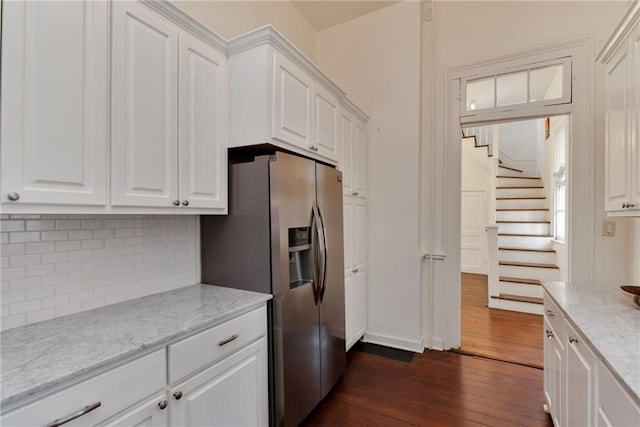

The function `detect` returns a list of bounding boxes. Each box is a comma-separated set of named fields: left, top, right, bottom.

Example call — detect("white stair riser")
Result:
left=497, top=222, right=550, bottom=235
left=498, top=167, right=525, bottom=177
left=499, top=265, right=561, bottom=281
left=488, top=298, right=544, bottom=315
left=498, top=282, right=545, bottom=298
left=497, top=178, right=542, bottom=187
left=496, top=187, right=545, bottom=198
left=498, top=235, right=552, bottom=249
left=499, top=250, right=557, bottom=264
left=496, top=198, right=548, bottom=209
left=496, top=210, right=549, bottom=221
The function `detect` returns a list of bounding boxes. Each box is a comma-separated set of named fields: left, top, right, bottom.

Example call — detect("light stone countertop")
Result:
left=542, top=281, right=640, bottom=404
left=0, top=284, right=272, bottom=409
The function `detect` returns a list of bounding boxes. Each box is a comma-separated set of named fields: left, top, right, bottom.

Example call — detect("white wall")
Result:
left=176, top=0, right=317, bottom=60
left=317, top=1, right=423, bottom=351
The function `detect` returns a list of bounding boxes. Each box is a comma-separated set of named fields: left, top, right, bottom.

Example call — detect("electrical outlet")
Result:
left=602, top=220, right=616, bottom=237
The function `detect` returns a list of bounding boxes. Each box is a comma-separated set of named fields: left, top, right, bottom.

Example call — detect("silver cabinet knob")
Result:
left=173, top=200, right=180, bottom=206
left=173, top=391, right=183, bottom=400
left=158, top=400, right=168, bottom=410
left=569, top=336, right=578, bottom=344
left=182, top=200, right=189, bottom=206
left=7, top=192, right=20, bottom=201
left=545, top=309, right=554, bottom=317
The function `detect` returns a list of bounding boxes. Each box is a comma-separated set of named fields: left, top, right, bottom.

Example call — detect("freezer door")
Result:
left=269, top=153, right=321, bottom=427
left=315, top=163, right=347, bottom=398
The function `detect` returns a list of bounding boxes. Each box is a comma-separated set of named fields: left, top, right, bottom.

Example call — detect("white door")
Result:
left=604, top=50, right=631, bottom=212
left=339, top=111, right=354, bottom=195
left=100, top=394, right=168, bottom=427
left=313, top=84, right=339, bottom=161
left=353, top=121, right=367, bottom=198
left=1, top=0, right=108, bottom=206
left=272, top=52, right=312, bottom=149
left=169, top=338, right=268, bottom=427
left=461, top=191, right=487, bottom=274
left=111, top=1, right=179, bottom=207
left=178, top=33, right=227, bottom=210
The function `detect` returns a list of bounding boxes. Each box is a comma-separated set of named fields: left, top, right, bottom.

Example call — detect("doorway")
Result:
left=459, top=116, right=570, bottom=367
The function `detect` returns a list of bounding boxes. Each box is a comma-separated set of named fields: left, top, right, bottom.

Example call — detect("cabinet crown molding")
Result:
left=227, top=25, right=345, bottom=99
left=141, top=0, right=228, bottom=53
left=340, top=97, right=370, bottom=123
left=596, top=0, right=640, bottom=63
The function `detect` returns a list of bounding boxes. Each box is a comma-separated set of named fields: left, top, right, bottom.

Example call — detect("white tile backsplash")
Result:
left=0, top=214, right=199, bottom=330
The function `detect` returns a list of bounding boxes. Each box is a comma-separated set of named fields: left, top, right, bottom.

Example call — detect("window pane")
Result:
left=466, top=77, right=494, bottom=111
left=530, top=64, right=563, bottom=102
left=496, top=71, right=528, bottom=106
left=556, top=211, right=565, bottom=241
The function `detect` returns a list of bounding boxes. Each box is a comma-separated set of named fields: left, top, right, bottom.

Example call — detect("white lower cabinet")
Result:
left=168, top=337, right=268, bottom=427
left=343, top=196, right=367, bottom=350
left=1, top=306, right=268, bottom=427
left=544, top=292, right=640, bottom=427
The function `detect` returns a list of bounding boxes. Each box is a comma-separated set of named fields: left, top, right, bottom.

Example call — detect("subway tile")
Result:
left=55, top=220, right=81, bottom=230
left=26, top=264, right=55, bottom=278
left=9, top=232, right=41, bottom=243
left=41, top=252, right=68, bottom=264
left=115, top=228, right=135, bottom=238
left=26, top=220, right=55, bottom=231
left=115, top=246, right=134, bottom=256
left=1, top=221, right=25, bottom=232
left=94, top=248, right=115, bottom=259
left=55, top=302, right=82, bottom=317
left=93, top=229, right=115, bottom=239
left=42, top=294, right=69, bottom=308
left=26, top=242, right=55, bottom=254
left=9, top=215, right=40, bottom=220
left=104, top=293, right=126, bottom=305
left=41, top=273, right=69, bottom=286
left=81, top=219, right=104, bottom=229
left=104, top=238, right=125, bottom=248
left=104, top=219, right=125, bottom=229
left=9, top=254, right=41, bottom=268
left=1, top=233, right=8, bottom=244
left=81, top=239, right=105, bottom=249
left=55, top=281, right=83, bottom=295
left=68, top=249, right=93, bottom=262
left=55, top=241, right=82, bottom=252
left=26, top=308, right=56, bottom=324
left=69, top=269, right=92, bottom=282
left=125, top=237, right=144, bottom=246
left=10, top=299, right=41, bottom=315
left=9, top=277, right=42, bottom=291
left=160, top=219, right=176, bottom=227
left=2, top=267, right=25, bottom=281
left=2, top=244, right=25, bottom=256
left=143, top=219, right=160, bottom=227
left=125, top=219, right=143, bottom=228
left=69, top=229, right=93, bottom=240
left=1, top=291, right=25, bottom=305
left=69, top=290, right=93, bottom=303
left=82, top=296, right=105, bottom=310
left=26, top=286, right=55, bottom=300
left=55, top=261, right=82, bottom=273
left=41, top=230, right=69, bottom=241
left=2, top=314, right=26, bottom=330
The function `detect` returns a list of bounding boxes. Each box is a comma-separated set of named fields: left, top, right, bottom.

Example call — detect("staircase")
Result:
left=490, top=164, right=559, bottom=315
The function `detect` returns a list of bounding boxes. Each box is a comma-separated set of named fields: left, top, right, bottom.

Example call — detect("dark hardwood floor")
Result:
left=460, top=273, right=544, bottom=368
left=303, top=349, right=552, bottom=426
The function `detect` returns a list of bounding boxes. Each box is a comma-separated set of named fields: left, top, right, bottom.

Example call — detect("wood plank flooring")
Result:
left=460, top=273, right=544, bottom=368
left=302, top=349, right=552, bottom=426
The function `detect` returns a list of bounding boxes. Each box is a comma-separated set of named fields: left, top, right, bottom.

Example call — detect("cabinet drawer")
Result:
left=543, top=294, right=564, bottom=340
left=2, top=349, right=165, bottom=427
left=168, top=305, right=267, bottom=384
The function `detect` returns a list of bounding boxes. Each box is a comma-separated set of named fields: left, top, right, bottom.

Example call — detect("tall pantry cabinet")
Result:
left=339, top=100, right=369, bottom=351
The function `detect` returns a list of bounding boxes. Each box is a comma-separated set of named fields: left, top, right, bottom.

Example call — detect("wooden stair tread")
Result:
left=499, top=260, right=559, bottom=269
left=499, top=247, right=556, bottom=253
left=491, top=294, right=544, bottom=305
left=496, top=220, right=550, bottom=224
left=499, top=233, right=552, bottom=237
left=497, top=175, right=541, bottom=179
left=498, top=164, right=523, bottom=172
left=496, top=197, right=546, bottom=200
left=496, top=186, right=544, bottom=189
left=499, top=276, right=543, bottom=285
left=496, top=208, right=549, bottom=211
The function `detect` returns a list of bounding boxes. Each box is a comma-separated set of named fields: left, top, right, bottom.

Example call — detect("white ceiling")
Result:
left=292, top=0, right=399, bottom=31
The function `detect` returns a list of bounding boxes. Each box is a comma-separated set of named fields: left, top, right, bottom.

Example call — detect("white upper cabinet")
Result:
left=353, top=121, right=367, bottom=198
left=227, top=27, right=348, bottom=164
left=112, top=1, right=227, bottom=213
left=112, top=1, right=179, bottom=208
left=178, top=33, right=228, bottom=210
left=599, top=2, right=640, bottom=216
left=338, top=101, right=368, bottom=198
left=1, top=0, right=108, bottom=208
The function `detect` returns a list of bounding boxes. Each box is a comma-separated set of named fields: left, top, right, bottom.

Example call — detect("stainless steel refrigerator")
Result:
left=200, top=151, right=346, bottom=427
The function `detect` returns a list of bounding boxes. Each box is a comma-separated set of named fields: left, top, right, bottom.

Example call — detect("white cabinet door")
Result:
left=565, top=324, right=596, bottom=427
left=597, top=360, right=640, bottom=427
left=99, top=394, right=168, bottom=427
left=313, top=84, right=339, bottom=161
left=543, top=318, right=554, bottom=413
left=112, top=1, right=179, bottom=207
left=631, top=28, right=640, bottom=209
left=340, top=110, right=355, bottom=195
left=354, top=198, right=367, bottom=274
left=178, top=33, right=228, bottom=210
left=272, top=52, right=313, bottom=149
left=353, top=121, right=367, bottom=198
left=352, top=270, right=366, bottom=344
left=343, top=196, right=354, bottom=278
left=1, top=0, right=108, bottom=206
left=169, top=337, right=268, bottom=427
left=604, top=49, right=632, bottom=212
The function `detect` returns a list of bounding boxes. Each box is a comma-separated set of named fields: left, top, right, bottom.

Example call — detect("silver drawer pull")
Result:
left=569, top=336, right=579, bottom=344
left=545, top=309, right=554, bottom=317
left=47, top=402, right=101, bottom=427
left=218, top=334, right=240, bottom=347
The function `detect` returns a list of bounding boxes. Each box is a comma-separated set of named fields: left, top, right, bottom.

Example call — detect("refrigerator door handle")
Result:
left=311, top=203, right=322, bottom=305
left=317, top=205, right=328, bottom=303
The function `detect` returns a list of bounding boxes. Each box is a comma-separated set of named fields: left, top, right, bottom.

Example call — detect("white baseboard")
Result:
left=363, top=332, right=424, bottom=353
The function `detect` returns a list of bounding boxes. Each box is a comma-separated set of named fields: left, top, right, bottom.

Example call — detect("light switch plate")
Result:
left=602, top=220, right=616, bottom=237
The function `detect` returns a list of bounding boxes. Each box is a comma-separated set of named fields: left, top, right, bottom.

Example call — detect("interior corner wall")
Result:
left=316, top=1, right=423, bottom=351
left=175, top=1, right=318, bottom=60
